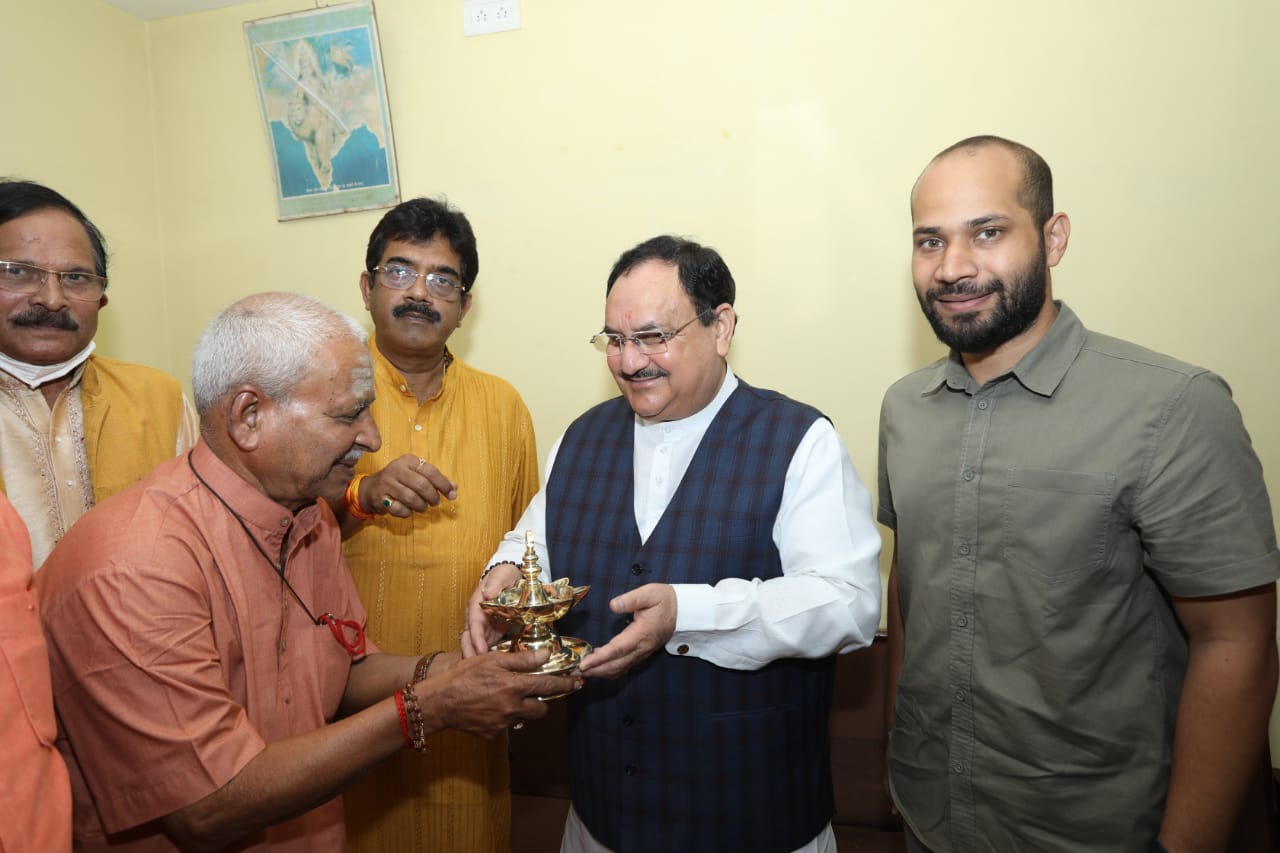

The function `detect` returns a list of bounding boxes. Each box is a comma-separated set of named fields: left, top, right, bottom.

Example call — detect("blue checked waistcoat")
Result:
left=547, top=380, right=837, bottom=853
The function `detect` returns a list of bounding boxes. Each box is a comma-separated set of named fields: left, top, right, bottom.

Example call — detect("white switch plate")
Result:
left=463, top=0, right=521, bottom=36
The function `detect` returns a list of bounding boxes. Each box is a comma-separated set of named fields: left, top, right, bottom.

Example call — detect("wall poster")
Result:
left=245, top=2, right=399, bottom=220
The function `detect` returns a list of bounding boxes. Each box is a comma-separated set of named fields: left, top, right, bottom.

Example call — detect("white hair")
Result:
left=192, top=291, right=367, bottom=415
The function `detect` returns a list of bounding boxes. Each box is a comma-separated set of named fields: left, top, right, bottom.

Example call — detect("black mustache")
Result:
left=12, top=306, right=79, bottom=330
left=927, top=279, right=1004, bottom=303
left=392, top=303, right=442, bottom=323
left=621, top=367, right=668, bottom=381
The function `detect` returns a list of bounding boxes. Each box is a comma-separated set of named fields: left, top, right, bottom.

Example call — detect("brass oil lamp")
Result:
left=481, top=530, right=591, bottom=680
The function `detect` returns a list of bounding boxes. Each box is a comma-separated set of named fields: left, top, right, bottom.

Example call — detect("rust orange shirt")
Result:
left=37, top=440, right=373, bottom=851
left=0, top=491, right=71, bottom=852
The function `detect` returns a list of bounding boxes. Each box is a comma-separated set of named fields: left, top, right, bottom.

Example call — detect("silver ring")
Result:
left=512, top=720, right=525, bottom=731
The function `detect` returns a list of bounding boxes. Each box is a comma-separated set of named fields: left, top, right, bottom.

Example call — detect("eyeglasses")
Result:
left=0, top=260, right=107, bottom=303
left=590, top=309, right=713, bottom=356
left=372, top=264, right=465, bottom=301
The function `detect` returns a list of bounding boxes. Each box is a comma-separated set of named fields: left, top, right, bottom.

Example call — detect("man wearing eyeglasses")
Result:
left=337, top=198, right=540, bottom=853
left=0, top=179, right=195, bottom=567
left=37, top=291, right=573, bottom=852
left=465, top=235, right=883, bottom=853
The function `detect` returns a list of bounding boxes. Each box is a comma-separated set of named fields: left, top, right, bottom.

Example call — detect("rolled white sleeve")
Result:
left=666, top=419, right=882, bottom=669
left=489, top=438, right=561, bottom=574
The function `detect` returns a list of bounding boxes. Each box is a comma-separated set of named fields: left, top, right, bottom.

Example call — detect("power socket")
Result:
left=463, top=0, right=521, bottom=36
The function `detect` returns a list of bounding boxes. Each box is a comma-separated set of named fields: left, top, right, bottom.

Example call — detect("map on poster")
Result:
left=245, top=2, right=399, bottom=220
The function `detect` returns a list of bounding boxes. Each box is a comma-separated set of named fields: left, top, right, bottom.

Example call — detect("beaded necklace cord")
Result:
left=187, top=452, right=367, bottom=657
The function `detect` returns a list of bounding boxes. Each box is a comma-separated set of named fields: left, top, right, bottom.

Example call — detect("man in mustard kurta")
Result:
left=0, top=180, right=195, bottom=567
left=340, top=198, right=538, bottom=853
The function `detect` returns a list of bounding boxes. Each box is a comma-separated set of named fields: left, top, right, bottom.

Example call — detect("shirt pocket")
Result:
left=1002, top=467, right=1115, bottom=585
left=0, top=593, right=58, bottom=746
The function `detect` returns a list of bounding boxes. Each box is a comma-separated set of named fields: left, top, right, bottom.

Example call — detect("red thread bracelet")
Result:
left=394, top=688, right=412, bottom=748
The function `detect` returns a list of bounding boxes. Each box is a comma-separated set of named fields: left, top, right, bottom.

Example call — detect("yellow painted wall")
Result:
left=0, top=0, right=180, bottom=374
left=4, top=0, right=1280, bottom=758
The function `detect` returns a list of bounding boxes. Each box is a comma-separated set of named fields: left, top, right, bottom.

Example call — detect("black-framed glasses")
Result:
left=371, top=264, right=465, bottom=301
left=0, top=260, right=107, bottom=302
left=590, top=309, right=713, bottom=356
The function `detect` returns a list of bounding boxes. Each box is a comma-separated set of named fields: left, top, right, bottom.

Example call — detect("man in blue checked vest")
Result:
left=466, top=235, right=883, bottom=853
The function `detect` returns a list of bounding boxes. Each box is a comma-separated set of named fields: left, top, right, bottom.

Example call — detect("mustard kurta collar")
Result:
left=369, top=337, right=454, bottom=403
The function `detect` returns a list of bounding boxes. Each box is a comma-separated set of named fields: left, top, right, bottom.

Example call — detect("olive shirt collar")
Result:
left=921, top=300, right=1086, bottom=398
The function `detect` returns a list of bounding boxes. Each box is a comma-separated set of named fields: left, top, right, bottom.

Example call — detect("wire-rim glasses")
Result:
left=0, top=260, right=107, bottom=303
left=590, top=309, right=714, bottom=357
left=371, top=264, right=465, bottom=302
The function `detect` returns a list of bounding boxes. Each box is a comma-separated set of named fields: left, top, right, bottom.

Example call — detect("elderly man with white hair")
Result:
left=37, top=292, right=573, bottom=853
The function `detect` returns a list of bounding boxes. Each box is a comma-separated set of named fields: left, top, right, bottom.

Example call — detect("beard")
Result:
left=918, top=243, right=1048, bottom=354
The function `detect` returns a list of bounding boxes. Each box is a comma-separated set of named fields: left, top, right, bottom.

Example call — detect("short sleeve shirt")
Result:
left=0, top=492, right=71, bottom=852
left=37, top=440, right=371, bottom=852
left=877, top=303, right=1279, bottom=852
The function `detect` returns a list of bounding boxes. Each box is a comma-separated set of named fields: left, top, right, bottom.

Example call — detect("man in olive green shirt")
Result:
left=879, top=135, right=1279, bottom=853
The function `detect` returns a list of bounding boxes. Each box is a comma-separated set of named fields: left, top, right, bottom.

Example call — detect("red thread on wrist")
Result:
left=394, top=688, right=412, bottom=748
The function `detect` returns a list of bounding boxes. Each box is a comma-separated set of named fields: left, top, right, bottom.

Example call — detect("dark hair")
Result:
left=606, top=235, right=734, bottom=324
left=364, top=197, right=479, bottom=291
left=934, top=135, right=1054, bottom=227
left=0, top=179, right=108, bottom=277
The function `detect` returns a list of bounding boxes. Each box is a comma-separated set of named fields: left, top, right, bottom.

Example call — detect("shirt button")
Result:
left=400, top=384, right=408, bottom=392
left=977, top=400, right=990, bottom=410
left=956, top=614, right=969, bottom=627
left=630, top=563, right=644, bottom=575
left=954, top=689, right=966, bottom=702
left=65, top=479, right=74, bottom=486
left=962, top=469, right=975, bottom=481
left=414, top=424, right=423, bottom=432
left=953, top=763, right=965, bottom=774
left=624, top=764, right=637, bottom=776
left=958, top=543, right=971, bottom=556
left=676, top=644, right=689, bottom=655
left=622, top=714, right=635, bottom=726
left=55, top=436, right=62, bottom=443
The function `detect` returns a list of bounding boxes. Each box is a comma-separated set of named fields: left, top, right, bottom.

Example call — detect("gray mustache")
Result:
left=622, top=367, right=668, bottom=381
